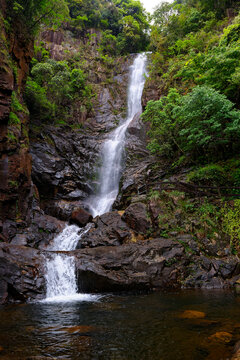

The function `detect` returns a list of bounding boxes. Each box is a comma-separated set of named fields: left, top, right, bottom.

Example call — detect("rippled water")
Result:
left=1, top=290, right=240, bottom=359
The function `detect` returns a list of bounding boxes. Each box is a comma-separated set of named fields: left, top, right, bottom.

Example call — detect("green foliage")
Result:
left=9, top=91, right=29, bottom=126
left=67, top=0, right=149, bottom=54
left=7, top=130, right=17, bottom=142
left=150, top=188, right=221, bottom=241
left=34, top=42, right=50, bottom=62
left=99, top=30, right=117, bottom=55
left=24, top=79, right=54, bottom=121
left=142, top=85, right=240, bottom=162
left=149, top=0, right=240, bottom=100
left=9, top=112, right=21, bottom=125
left=11, top=91, right=25, bottom=113
left=187, top=165, right=227, bottom=186
left=142, top=88, right=181, bottom=157
left=31, top=62, right=54, bottom=85
left=25, top=57, right=92, bottom=122
left=7, top=0, right=69, bottom=34
left=8, top=180, right=18, bottom=188
left=232, top=168, right=240, bottom=187
left=221, top=200, right=240, bottom=249
left=177, top=43, right=240, bottom=102
left=177, top=86, right=240, bottom=157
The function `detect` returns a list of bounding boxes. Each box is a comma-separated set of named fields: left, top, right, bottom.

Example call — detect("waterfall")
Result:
left=87, top=53, right=148, bottom=217
left=42, top=53, right=148, bottom=302
left=43, top=224, right=99, bottom=302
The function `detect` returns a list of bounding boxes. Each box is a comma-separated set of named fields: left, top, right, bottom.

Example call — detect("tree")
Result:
left=141, top=88, right=182, bottom=157
left=177, top=86, right=240, bottom=157
left=152, top=2, right=174, bottom=32
left=8, top=0, right=69, bottom=33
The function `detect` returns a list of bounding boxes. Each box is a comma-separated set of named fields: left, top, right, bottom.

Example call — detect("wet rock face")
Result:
left=0, top=9, right=34, bottom=235
left=1, top=228, right=240, bottom=304
left=142, top=78, right=160, bottom=109
left=30, top=126, right=100, bottom=206
left=0, top=243, right=45, bottom=304
left=29, top=55, right=131, bottom=218
left=77, top=211, right=131, bottom=248
left=8, top=211, right=65, bottom=249
left=122, top=202, right=150, bottom=234
left=75, top=238, right=186, bottom=292
left=41, top=199, right=83, bottom=221
left=70, top=208, right=93, bottom=227
left=75, top=239, right=240, bottom=293
left=115, top=113, right=152, bottom=209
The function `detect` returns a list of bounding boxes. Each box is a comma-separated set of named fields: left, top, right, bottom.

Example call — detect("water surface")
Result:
left=0, top=290, right=240, bottom=359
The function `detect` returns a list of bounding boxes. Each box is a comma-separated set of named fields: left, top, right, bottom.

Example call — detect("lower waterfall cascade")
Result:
left=42, top=224, right=99, bottom=302
left=43, top=53, right=148, bottom=302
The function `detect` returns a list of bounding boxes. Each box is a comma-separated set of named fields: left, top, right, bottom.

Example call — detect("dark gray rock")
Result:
left=30, top=127, right=100, bottom=203
left=10, top=234, right=28, bottom=246
left=0, top=243, right=45, bottom=303
left=19, top=212, right=65, bottom=249
left=77, top=211, right=131, bottom=248
left=122, top=202, right=151, bottom=234
left=75, top=238, right=187, bottom=292
left=114, top=112, right=153, bottom=208
left=41, top=199, right=84, bottom=221
left=0, top=279, right=8, bottom=304
left=1, top=236, right=240, bottom=304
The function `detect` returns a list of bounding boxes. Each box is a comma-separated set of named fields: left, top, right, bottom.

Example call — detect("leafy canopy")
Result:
left=142, top=86, right=240, bottom=161
left=8, top=0, right=69, bottom=33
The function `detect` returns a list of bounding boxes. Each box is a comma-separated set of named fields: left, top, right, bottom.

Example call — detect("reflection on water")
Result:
left=0, top=290, right=240, bottom=359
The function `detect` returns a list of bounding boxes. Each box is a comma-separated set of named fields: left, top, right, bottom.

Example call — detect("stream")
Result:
left=0, top=290, right=240, bottom=359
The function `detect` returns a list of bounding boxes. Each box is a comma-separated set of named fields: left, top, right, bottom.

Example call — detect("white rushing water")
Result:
left=43, top=224, right=99, bottom=302
left=87, top=53, right=148, bottom=217
left=43, top=53, right=148, bottom=302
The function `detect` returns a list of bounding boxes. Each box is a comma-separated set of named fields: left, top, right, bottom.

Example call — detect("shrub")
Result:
left=24, top=79, right=54, bottom=120
left=177, top=86, right=240, bottom=157
left=187, top=164, right=227, bottom=186
left=141, top=88, right=182, bottom=157
left=221, top=200, right=240, bottom=251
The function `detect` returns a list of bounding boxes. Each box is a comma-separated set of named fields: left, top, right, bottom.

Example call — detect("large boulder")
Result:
left=122, top=202, right=151, bottom=234
left=75, top=240, right=240, bottom=293
left=75, top=238, right=187, bottom=292
left=70, top=208, right=93, bottom=227
left=41, top=199, right=83, bottom=221
left=77, top=211, right=131, bottom=248
left=10, top=212, right=65, bottom=249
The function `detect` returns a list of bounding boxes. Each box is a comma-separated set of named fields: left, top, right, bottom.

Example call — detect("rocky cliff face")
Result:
left=0, top=1, right=34, bottom=242
left=0, top=18, right=132, bottom=244
left=29, top=28, right=132, bottom=222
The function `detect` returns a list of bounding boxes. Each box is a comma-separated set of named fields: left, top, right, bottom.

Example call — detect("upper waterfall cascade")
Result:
left=87, top=53, right=148, bottom=217
left=43, top=53, right=148, bottom=302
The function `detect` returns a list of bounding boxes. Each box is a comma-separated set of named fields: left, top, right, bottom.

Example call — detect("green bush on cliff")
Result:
left=187, top=165, right=227, bottom=186
left=142, top=85, right=240, bottom=162
left=221, top=200, right=240, bottom=251
left=25, top=79, right=54, bottom=121
left=25, top=58, right=92, bottom=122
left=142, top=88, right=182, bottom=157
left=66, top=0, right=150, bottom=54
left=177, top=86, right=240, bottom=158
